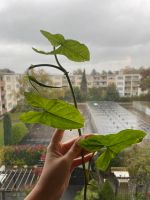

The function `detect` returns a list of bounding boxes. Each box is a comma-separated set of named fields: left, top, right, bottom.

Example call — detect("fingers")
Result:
left=61, top=134, right=93, bottom=154
left=48, top=129, right=64, bottom=151
left=65, top=138, right=82, bottom=162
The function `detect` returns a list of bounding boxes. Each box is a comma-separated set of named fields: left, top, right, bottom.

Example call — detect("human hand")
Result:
left=25, top=129, right=93, bottom=200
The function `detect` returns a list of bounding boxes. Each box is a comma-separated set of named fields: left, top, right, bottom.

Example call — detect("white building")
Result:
left=116, top=74, right=141, bottom=97
left=0, top=73, right=21, bottom=115
left=49, top=72, right=142, bottom=97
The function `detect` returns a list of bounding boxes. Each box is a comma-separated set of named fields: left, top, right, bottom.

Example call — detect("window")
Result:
left=6, top=76, right=11, bottom=81
left=7, top=85, right=11, bottom=90
left=117, top=76, right=123, bottom=80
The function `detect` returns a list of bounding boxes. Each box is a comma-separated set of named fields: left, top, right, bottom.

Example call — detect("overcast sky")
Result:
left=1, top=0, right=150, bottom=74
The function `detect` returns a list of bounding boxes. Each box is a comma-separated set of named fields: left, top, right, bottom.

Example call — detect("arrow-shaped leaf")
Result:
left=20, top=92, right=84, bottom=129
left=79, top=129, right=146, bottom=171
left=50, top=39, right=90, bottom=62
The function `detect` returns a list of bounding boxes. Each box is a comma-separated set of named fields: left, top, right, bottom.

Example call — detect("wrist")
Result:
left=34, top=181, right=62, bottom=200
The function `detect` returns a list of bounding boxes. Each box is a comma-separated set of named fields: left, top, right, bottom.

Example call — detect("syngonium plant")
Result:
left=20, top=30, right=146, bottom=200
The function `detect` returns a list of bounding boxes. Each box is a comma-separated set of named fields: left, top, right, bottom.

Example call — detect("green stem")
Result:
left=65, top=72, right=88, bottom=200
left=54, top=51, right=88, bottom=200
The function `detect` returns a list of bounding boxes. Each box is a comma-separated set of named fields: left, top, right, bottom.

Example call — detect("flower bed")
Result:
left=0, top=145, right=46, bottom=167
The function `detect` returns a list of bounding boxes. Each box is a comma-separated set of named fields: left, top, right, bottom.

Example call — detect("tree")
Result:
left=140, top=68, right=150, bottom=92
left=124, top=143, right=150, bottom=199
left=16, top=68, right=65, bottom=111
left=88, top=87, right=106, bottom=101
left=17, top=69, right=53, bottom=98
left=11, top=122, right=28, bottom=144
left=73, top=68, right=83, bottom=75
left=105, top=84, right=120, bottom=101
left=91, top=69, right=99, bottom=76
left=80, top=69, right=88, bottom=101
left=3, top=113, right=12, bottom=145
left=64, top=87, right=82, bottom=102
left=122, top=66, right=138, bottom=74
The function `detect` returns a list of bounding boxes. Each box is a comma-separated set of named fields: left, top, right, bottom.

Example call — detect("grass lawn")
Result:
left=0, top=112, right=22, bottom=146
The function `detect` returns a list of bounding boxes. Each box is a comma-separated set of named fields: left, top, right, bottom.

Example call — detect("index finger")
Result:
left=61, top=134, right=93, bottom=154
left=49, top=129, right=64, bottom=150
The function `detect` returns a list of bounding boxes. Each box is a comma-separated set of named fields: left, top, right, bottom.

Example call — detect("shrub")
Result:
left=0, top=145, right=46, bottom=167
left=11, top=122, right=28, bottom=144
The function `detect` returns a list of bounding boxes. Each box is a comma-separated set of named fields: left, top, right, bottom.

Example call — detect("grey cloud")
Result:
left=0, top=0, right=150, bottom=73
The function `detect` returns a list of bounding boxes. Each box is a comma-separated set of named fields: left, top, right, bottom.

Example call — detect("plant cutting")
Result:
left=20, top=30, right=146, bottom=200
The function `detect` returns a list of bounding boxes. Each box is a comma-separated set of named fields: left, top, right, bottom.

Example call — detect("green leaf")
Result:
left=32, top=47, right=51, bottom=55
left=96, top=149, right=115, bottom=171
left=79, top=129, right=146, bottom=171
left=79, top=135, right=104, bottom=152
left=20, top=92, right=84, bottom=129
left=50, top=39, right=90, bottom=62
left=40, top=30, right=65, bottom=47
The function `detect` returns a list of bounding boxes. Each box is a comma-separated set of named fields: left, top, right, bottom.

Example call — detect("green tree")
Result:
left=140, top=68, right=150, bottom=92
left=64, top=87, right=82, bottom=102
left=91, top=69, right=99, bottom=76
left=17, top=69, right=53, bottom=98
left=80, top=69, right=88, bottom=101
left=16, top=68, right=65, bottom=111
left=140, top=77, right=150, bottom=93
left=73, top=68, right=83, bottom=75
left=3, top=113, right=12, bottom=145
left=124, top=144, right=150, bottom=199
left=88, top=87, right=107, bottom=100
left=105, top=84, right=120, bottom=101
left=11, top=122, right=28, bottom=144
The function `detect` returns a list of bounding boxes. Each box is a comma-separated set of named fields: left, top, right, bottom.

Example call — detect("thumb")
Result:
left=65, top=138, right=82, bottom=162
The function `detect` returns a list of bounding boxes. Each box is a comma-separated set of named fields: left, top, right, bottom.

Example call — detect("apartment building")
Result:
left=116, top=74, right=140, bottom=97
left=49, top=72, right=141, bottom=97
left=0, top=73, right=21, bottom=115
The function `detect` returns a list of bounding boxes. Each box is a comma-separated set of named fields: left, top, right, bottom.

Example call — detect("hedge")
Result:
left=11, top=122, right=28, bottom=144
left=0, top=145, right=46, bottom=167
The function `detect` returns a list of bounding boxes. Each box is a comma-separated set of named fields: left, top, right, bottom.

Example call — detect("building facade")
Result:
left=116, top=74, right=141, bottom=97
left=0, top=73, right=21, bottom=115
left=0, top=70, right=143, bottom=116
left=49, top=72, right=141, bottom=97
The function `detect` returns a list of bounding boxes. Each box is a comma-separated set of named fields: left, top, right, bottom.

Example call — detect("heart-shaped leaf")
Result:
left=79, top=129, right=146, bottom=171
left=50, top=39, right=90, bottom=62
left=20, top=92, right=84, bottom=129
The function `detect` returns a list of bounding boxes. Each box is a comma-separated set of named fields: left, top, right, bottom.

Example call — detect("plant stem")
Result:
left=65, top=73, right=88, bottom=200
left=54, top=52, right=88, bottom=200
